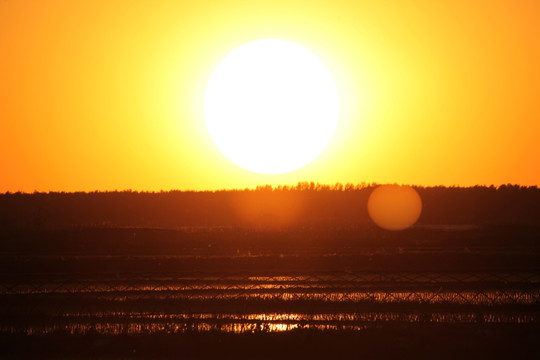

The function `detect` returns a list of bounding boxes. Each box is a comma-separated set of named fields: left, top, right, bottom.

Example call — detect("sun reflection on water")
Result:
left=2, top=311, right=537, bottom=336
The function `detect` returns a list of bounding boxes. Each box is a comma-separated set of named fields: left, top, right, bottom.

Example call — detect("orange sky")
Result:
left=1, top=0, right=539, bottom=192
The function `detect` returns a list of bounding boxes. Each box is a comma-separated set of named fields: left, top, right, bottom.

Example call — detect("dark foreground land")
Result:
left=0, top=187, right=539, bottom=358
left=1, top=225, right=539, bottom=359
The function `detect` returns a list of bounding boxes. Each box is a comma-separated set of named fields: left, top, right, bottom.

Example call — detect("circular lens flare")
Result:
left=367, top=185, right=422, bottom=231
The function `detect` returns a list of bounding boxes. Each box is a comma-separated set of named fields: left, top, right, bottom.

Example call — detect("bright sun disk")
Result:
left=204, top=39, right=340, bottom=174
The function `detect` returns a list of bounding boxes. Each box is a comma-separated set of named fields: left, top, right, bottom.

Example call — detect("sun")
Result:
left=204, top=39, right=339, bottom=174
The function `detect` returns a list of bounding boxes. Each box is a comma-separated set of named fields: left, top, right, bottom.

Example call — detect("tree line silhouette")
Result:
left=0, top=183, right=539, bottom=229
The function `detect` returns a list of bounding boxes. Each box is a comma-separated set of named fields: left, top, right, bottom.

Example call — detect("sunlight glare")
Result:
left=204, top=39, right=339, bottom=174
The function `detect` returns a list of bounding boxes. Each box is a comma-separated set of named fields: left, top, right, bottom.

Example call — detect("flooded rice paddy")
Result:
left=1, top=271, right=538, bottom=335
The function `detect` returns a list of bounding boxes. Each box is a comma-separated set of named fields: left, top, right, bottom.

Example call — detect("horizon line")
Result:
left=2, top=182, right=538, bottom=195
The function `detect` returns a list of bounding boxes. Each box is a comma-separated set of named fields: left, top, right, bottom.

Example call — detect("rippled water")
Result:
left=2, top=272, right=538, bottom=335
left=3, top=311, right=538, bottom=335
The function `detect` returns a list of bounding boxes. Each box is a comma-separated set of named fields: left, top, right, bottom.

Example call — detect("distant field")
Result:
left=2, top=185, right=539, bottom=229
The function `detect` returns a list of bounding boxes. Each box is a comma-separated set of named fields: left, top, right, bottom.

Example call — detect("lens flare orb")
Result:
left=367, top=185, right=422, bottom=231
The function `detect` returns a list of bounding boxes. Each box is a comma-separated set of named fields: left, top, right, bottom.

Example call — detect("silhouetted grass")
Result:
left=1, top=324, right=539, bottom=359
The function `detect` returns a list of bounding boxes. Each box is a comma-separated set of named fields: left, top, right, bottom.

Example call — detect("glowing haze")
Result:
left=1, top=1, right=539, bottom=192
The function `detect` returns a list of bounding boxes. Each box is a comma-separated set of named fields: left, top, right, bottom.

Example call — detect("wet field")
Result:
left=1, top=226, right=539, bottom=358
left=2, top=271, right=539, bottom=335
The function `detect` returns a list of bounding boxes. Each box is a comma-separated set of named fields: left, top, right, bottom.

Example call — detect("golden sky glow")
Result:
left=1, top=0, right=539, bottom=192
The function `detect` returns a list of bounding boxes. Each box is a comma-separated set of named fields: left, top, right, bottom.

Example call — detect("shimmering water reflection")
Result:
left=2, top=272, right=538, bottom=336
left=3, top=311, right=537, bottom=335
